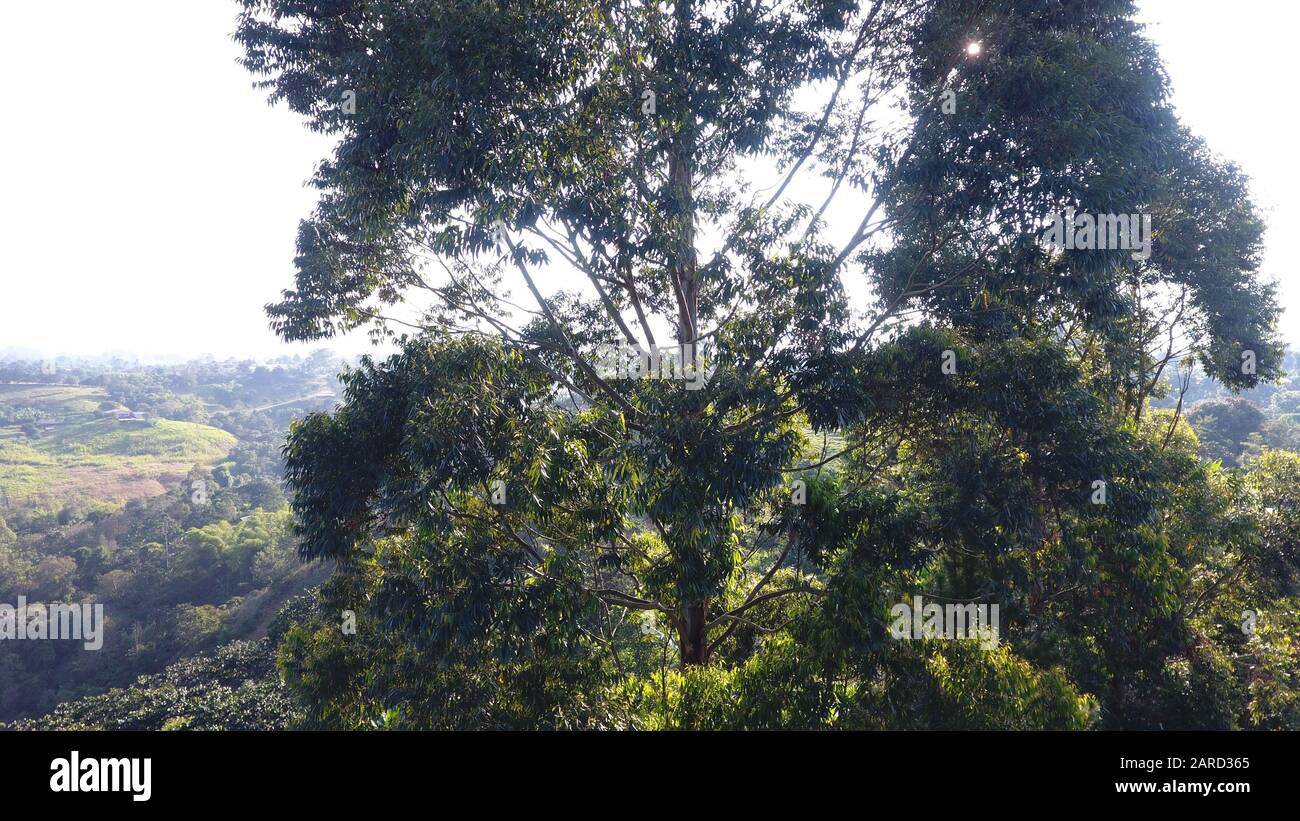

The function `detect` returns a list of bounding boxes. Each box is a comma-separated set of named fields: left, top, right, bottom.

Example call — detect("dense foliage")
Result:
left=3, top=639, right=300, bottom=731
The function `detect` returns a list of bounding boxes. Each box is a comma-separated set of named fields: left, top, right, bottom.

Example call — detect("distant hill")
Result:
left=0, top=356, right=342, bottom=725
left=0, top=383, right=236, bottom=510
left=0, top=384, right=104, bottom=415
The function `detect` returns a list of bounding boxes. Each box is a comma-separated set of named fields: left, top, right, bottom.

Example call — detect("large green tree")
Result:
left=238, top=0, right=1287, bottom=728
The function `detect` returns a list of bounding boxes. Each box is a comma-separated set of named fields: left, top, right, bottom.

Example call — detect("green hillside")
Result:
left=0, top=383, right=105, bottom=415
left=0, top=385, right=236, bottom=509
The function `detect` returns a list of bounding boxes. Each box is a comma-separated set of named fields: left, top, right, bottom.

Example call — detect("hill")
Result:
left=0, top=386, right=237, bottom=510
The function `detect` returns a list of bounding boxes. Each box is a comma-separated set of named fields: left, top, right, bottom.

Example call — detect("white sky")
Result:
left=0, top=0, right=1294, bottom=361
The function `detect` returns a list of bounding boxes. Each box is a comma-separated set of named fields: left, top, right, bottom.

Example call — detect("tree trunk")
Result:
left=678, top=600, right=709, bottom=665
left=667, top=0, right=706, bottom=671
left=668, top=0, right=698, bottom=350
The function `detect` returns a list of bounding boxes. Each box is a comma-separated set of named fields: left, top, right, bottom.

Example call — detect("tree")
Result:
left=31, top=556, right=77, bottom=600
left=238, top=0, right=1284, bottom=727
left=1186, top=397, right=1265, bottom=467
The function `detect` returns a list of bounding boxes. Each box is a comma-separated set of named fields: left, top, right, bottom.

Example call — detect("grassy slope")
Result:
left=0, top=383, right=105, bottom=415
left=0, top=385, right=236, bottom=508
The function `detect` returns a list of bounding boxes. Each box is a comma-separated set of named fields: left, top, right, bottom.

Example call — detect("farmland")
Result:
left=0, top=383, right=235, bottom=511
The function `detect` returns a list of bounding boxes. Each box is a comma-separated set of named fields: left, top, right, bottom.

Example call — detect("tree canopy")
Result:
left=236, top=0, right=1293, bottom=728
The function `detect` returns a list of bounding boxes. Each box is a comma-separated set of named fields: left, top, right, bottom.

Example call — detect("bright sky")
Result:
left=0, top=0, right=1294, bottom=361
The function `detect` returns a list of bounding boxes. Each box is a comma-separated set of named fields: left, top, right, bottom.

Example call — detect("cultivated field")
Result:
left=0, top=384, right=236, bottom=510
